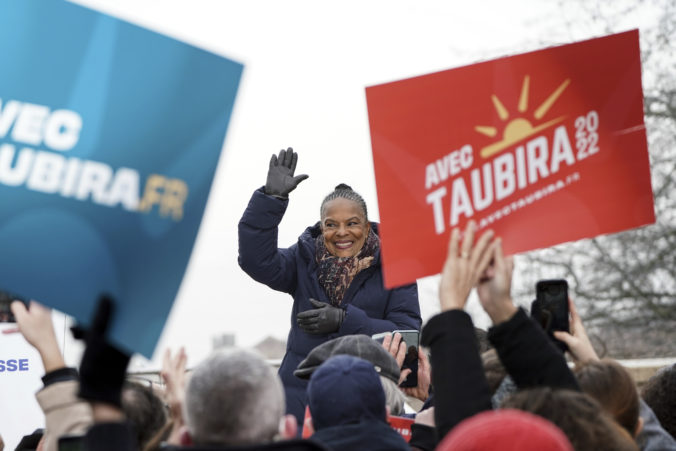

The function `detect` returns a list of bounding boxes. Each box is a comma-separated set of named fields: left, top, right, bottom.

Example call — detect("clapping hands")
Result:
left=439, top=220, right=495, bottom=311
left=476, top=238, right=517, bottom=325
left=438, top=220, right=517, bottom=325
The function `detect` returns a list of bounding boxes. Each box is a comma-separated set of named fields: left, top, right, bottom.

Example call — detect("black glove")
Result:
left=264, top=147, right=309, bottom=199
left=296, top=298, right=345, bottom=335
left=71, top=296, right=131, bottom=408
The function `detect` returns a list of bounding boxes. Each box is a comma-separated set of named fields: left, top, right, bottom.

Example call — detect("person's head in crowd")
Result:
left=574, top=359, right=642, bottom=437
left=306, top=355, right=387, bottom=431
left=482, top=349, right=507, bottom=395
left=182, top=348, right=296, bottom=447
left=437, top=409, right=573, bottom=451
left=319, top=184, right=372, bottom=258
left=640, top=363, right=676, bottom=439
left=294, top=334, right=406, bottom=415
left=502, top=387, right=639, bottom=451
left=121, top=381, right=168, bottom=450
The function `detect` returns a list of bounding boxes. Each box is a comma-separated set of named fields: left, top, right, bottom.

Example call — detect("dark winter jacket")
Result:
left=310, top=420, right=411, bottom=451
left=420, top=308, right=578, bottom=444
left=421, top=310, right=492, bottom=441
left=487, top=308, right=579, bottom=391
left=238, top=188, right=421, bottom=424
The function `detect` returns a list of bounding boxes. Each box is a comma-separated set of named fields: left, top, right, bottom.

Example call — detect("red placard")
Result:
left=387, top=414, right=415, bottom=442
left=366, top=30, right=654, bottom=288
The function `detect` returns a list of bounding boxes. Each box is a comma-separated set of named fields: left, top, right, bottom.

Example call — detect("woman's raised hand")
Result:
left=265, top=147, right=309, bottom=199
left=439, top=221, right=495, bottom=311
left=476, top=239, right=517, bottom=325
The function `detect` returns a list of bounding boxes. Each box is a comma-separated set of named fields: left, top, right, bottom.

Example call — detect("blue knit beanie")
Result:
left=307, top=355, right=387, bottom=430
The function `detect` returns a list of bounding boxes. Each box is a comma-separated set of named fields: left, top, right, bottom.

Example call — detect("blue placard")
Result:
left=0, top=1, right=243, bottom=357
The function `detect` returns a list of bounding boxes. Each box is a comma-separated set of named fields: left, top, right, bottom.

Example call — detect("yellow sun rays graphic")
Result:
left=475, top=76, right=570, bottom=159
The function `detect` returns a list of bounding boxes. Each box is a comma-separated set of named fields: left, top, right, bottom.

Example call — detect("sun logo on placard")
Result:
left=475, top=76, right=570, bottom=159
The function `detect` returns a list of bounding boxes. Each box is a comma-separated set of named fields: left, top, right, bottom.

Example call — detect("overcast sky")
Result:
left=54, top=0, right=661, bottom=370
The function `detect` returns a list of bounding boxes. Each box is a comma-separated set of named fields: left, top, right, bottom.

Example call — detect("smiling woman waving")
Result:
left=238, top=148, right=421, bottom=427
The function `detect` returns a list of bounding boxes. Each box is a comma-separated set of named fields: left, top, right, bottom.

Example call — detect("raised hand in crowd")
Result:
left=71, top=296, right=138, bottom=451
left=553, top=297, right=600, bottom=365
left=402, top=350, right=431, bottom=403
left=381, top=332, right=407, bottom=384
left=474, top=238, right=579, bottom=391
left=381, top=332, right=431, bottom=401
left=475, top=238, right=518, bottom=325
left=73, top=296, right=131, bottom=414
left=417, top=221, right=498, bottom=439
left=161, top=347, right=188, bottom=446
left=11, top=301, right=65, bottom=373
left=264, top=147, right=309, bottom=199
left=439, top=220, right=495, bottom=311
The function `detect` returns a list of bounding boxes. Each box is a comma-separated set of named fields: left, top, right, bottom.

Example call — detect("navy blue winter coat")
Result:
left=238, top=188, right=421, bottom=424
left=311, top=420, right=411, bottom=451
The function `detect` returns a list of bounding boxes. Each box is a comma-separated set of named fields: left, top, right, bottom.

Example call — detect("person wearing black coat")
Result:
left=414, top=221, right=579, bottom=445
left=238, top=148, right=421, bottom=424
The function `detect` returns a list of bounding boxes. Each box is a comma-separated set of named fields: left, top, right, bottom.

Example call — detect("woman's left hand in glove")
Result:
left=296, top=298, right=345, bottom=335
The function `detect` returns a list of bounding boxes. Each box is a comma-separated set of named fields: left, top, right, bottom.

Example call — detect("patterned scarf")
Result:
left=316, top=227, right=380, bottom=306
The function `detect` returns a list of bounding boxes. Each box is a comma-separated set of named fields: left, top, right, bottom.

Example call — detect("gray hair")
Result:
left=183, top=348, right=284, bottom=446
left=320, top=183, right=368, bottom=221
left=380, top=375, right=406, bottom=416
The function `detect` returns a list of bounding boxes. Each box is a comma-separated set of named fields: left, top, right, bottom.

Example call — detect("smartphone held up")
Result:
left=372, top=329, right=420, bottom=388
left=530, top=279, right=570, bottom=352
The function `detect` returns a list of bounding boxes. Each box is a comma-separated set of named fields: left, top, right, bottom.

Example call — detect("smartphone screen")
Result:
left=397, top=330, right=419, bottom=388
left=532, top=279, right=569, bottom=352
left=372, top=329, right=420, bottom=387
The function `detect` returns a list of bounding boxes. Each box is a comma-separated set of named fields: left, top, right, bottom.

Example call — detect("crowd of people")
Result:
left=3, top=149, right=675, bottom=450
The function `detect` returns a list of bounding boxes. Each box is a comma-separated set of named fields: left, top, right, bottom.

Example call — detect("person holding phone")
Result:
left=238, top=148, right=421, bottom=426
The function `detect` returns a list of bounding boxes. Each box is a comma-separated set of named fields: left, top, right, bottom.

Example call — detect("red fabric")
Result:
left=438, top=409, right=573, bottom=451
